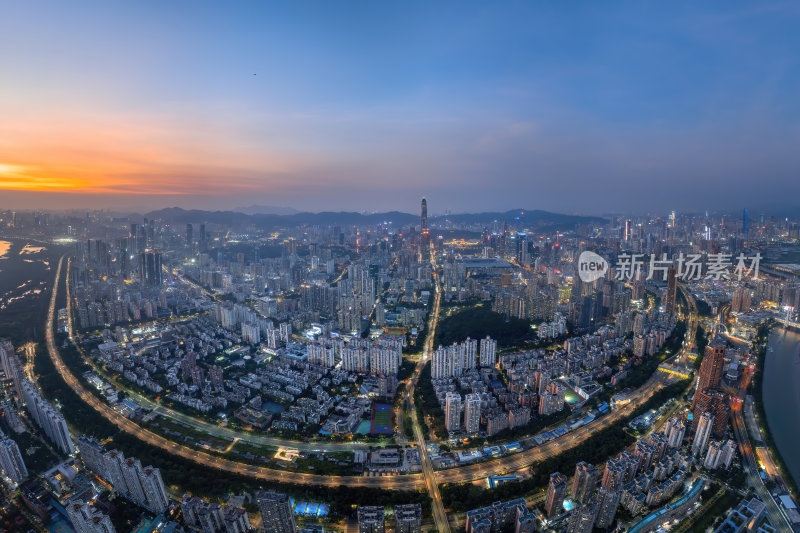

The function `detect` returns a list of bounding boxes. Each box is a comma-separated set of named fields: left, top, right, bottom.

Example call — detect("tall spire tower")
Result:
left=421, top=198, right=428, bottom=234
left=420, top=198, right=430, bottom=257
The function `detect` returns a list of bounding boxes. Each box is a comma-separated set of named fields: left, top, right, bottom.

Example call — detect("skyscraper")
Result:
left=743, top=207, right=749, bottom=234
left=665, top=266, right=678, bottom=316
left=138, top=251, right=162, bottom=286
left=420, top=197, right=429, bottom=253
left=692, top=339, right=729, bottom=436
left=695, top=341, right=726, bottom=392
left=256, top=491, right=296, bottom=533
left=692, top=388, right=729, bottom=437
left=199, top=222, right=207, bottom=251
left=420, top=198, right=428, bottom=235
left=545, top=472, right=568, bottom=518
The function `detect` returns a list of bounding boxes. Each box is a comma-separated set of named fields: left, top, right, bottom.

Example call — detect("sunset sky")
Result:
left=2, top=2, right=799, bottom=214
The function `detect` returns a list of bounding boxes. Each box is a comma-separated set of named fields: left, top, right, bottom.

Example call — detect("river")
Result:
left=763, top=327, right=800, bottom=488
left=0, top=237, right=63, bottom=342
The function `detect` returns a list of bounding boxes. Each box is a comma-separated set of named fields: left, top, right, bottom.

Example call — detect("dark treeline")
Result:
left=435, top=305, right=533, bottom=349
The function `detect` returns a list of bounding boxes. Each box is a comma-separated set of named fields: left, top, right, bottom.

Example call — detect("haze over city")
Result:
left=2, top=1, right=800, bottom=213
left=3, top=3, right=800, bottom=533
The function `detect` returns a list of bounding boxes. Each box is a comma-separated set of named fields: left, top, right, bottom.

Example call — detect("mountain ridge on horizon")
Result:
left=138, top=206, right=606, bottom=230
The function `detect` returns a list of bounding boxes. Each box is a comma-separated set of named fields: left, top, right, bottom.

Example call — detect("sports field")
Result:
left=370, top=403, right=393, bottom=435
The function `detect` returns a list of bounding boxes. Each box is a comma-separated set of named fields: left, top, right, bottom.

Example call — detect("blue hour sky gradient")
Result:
left=1, top=1, right=799, bottom=214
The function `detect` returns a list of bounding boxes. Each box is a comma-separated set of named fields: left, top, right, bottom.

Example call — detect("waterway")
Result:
left=763, top=327, right=800, bottom=488
left=0, top=237, right=63, bottom=342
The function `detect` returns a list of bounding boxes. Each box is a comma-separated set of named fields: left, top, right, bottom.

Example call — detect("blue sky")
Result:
left=1, top=1, right=799, bottom=214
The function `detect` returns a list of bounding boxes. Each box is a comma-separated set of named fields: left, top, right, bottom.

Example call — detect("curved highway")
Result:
left=46, top=256, right=427, bottom=489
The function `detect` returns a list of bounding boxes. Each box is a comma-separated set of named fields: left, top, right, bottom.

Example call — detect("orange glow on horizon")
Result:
left=0, top=109, right=315, bottom=199
left=0, top=163, right=191, bottom=195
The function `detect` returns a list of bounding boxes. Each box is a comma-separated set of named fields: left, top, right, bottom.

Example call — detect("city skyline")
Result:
left=1, top=200, right=799, bottom=531
left=1, top=2, right=800, bottom=530
left=3, top=2, right=800, bottom=213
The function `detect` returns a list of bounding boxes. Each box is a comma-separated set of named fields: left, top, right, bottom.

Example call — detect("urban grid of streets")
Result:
left=36, top=249, right=730, bottom=532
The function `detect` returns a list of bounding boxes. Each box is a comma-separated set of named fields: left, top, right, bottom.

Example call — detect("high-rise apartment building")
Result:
left=66, top=500, right=116, bottom=533
left=464, top=393, right=481, bottom=435
left=75, top=436, right=168, bottom=513
left=21, top=380, right=75, bottom=455
left=394, top=504, right=422, bottom=533
left=431, top=339, right=480, bottom=379
left=601, top=458, right=627, bottom=490
left=665, top=416, right=686, bottom=448
left=479, top=336, right=497, bottom=367
left=256, top=490, right=296, bottom=533
left=594, top=486, right=621, bottom=529
left=545, top=472, right=568, bottom=518
left=566, top=502, right=595, bottom=533
left=693, top=411, right=714, bottom=456
left=571, top=462, right=598, bottom=504
left=445, top=392, right=462, bottom=433
left=357, top=506, right=385, bottom=533
left=0, top=429, right=28, bottom=483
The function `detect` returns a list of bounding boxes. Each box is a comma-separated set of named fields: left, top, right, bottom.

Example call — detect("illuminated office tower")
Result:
left=420, top=197, right=430, bottom=256
left=742, top=208, right=749, bottom=234
left=138, top=250, right=162, bottom=286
